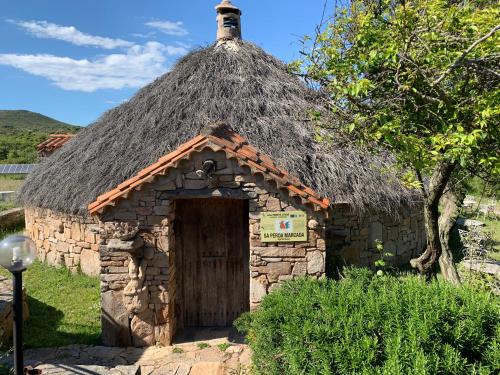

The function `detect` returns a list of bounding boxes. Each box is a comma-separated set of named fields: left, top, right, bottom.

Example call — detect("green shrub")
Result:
left=235, top=272, right=500, bottom=375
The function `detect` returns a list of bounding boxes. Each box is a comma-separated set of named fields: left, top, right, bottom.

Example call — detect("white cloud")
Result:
left=132, top=32, right=157, bottom=39
left=10, top=20, right=133, bottom=49
left=146, top=20, right=188, bottom=36
left=0, top=42, right=188, bottom=92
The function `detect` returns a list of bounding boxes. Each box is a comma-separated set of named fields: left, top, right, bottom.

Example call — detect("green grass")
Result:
left=0, top=222, right=24, bottom=240
left=217, top=342, right=231, bottom=352
left=0, top=261, right=101, bottom=349
left=0, top=175, right=25, bottom=193
left=460, top=205, right=500, bottom=262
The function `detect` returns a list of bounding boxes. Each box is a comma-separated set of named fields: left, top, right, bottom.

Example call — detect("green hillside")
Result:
left=0, top=110, right=80, bottom=164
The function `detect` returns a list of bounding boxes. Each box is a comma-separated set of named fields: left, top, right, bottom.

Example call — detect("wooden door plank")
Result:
left=176, top=198, right=250, bottom=328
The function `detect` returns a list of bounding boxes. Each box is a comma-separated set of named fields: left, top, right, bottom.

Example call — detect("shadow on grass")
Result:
left=24, top=296, right=101, bottom=349
left=1, top=296, right=101, bottom=371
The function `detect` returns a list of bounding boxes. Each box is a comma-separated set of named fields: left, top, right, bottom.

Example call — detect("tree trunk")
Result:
left=410, top=200, right=442, bottom=276
left=438, top=186, right=464, bottom=285
left=410, top=161, right=456, bottom=277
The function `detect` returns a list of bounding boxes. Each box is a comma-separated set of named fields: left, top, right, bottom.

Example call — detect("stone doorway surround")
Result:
left=91, top=124, right=329, bottom=347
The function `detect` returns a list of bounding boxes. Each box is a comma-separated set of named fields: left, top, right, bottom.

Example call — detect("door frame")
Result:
left=170, top=197, right=250, bottom=333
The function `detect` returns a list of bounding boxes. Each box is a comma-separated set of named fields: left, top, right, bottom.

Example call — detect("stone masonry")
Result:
left=97, top=148, right=327, bottom=347
left=24, top=208, right=101, bottom=276
left=327, top=204, right=426, bottom=272
left=23, top=146, right=425, bottom=348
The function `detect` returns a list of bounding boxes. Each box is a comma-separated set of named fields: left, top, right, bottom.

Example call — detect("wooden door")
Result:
left=175, top=199, right=249, bottom=327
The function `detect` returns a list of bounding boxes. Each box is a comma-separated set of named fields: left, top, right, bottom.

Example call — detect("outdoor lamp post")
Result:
left=0, top=235, right=36, bottom=375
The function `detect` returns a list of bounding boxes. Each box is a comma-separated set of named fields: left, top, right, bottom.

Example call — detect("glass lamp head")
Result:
left=0, top=235, right=36, bottom=272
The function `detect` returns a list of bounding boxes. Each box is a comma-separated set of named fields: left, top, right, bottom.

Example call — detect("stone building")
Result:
left=20, top=0, right=425, bottom=347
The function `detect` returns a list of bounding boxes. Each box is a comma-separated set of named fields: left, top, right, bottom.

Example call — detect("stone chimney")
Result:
left=215, top=0, right=242, bottom=41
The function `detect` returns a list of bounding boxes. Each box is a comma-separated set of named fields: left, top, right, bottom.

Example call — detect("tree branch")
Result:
left=433, top=23, right=500, bottom=86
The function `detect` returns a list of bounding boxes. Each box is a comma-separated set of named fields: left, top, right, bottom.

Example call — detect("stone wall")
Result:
left=0, top=208, right=24, bottom=228
left=24, top=207, right=101, bottom=276
left=23, top=147, right=426, bottom=349
left=327, top=203, right=426, bottom=272
left=98, top=148, right=327, bottom=347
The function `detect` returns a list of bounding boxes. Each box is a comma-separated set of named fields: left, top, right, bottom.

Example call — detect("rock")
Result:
left=292, top=262, right=307, bottom=276
left=461, top=260, right=500, bottom=277
left=258, top=262, right=292, bottom=283
left=456, top=217, right=485, bottom=228
left=308, top=219, right=319, bottom=229
left=101, top=291, right=132, bottom=346
left=184, top=179, right=209, bottom=189
left=250, top=276, right=267, bottom=303
left=190, top=362, right=224, bottom=375
left=80, top=249, right=101, bottom=276
left=123, top=285, right=149, bottom=315
left=256, top=247, right=306, bottom=258
left=108, top=237, right=144, bottom=252
left=307, top=251, right=324, bottom=274
left=113, top=364, right=140, bottom=375
left=131, top=310, right=155, bottom=347
left=266, top=197, right=281, bottom=211
left=143, top=247, right=155, bottom=260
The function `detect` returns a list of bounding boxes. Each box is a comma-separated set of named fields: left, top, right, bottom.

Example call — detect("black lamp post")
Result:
left=0, top=235, right=36, bottom=375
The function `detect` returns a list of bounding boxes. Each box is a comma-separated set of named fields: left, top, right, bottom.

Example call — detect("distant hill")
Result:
left=0, top=110, right=80, bottom=164
left=0, top=110, right=78, bottom=133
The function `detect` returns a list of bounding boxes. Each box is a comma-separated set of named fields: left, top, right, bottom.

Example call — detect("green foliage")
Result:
left=0, top=110, right=79, bottom=164
left=235, top=274, right=500, bottom=374
left=217, top=342, right=231, bottom=352
left=0, top=261, right=100, bottom=348
left=172, top=347, right=184, bottom=354
left=373, top=239, right=394, bottom=275
left=0, top=222, right=24, bottom=241
left=197, top=342, right=210, bottom=349
left=302, top=0, right=499, bottom=185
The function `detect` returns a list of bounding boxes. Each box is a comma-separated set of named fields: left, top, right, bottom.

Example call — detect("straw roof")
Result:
left=19, top=40, right=419, bottom=216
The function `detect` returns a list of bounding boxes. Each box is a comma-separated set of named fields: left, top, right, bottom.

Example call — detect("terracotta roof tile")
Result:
left=36, top=134, right=75, bottom=155
left=88, top=126, right=330, bottom=214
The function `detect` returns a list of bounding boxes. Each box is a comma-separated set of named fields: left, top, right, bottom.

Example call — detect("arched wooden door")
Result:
left=175, top=198, right=249, bottom=327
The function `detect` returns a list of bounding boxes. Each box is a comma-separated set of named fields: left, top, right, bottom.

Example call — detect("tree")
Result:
left=300, top=0, right=499, bottom=282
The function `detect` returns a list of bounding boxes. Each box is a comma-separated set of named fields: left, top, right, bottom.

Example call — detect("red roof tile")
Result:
left=88, top=126, right=330, bottom=214
left=36, top=134, right=74, bottom=155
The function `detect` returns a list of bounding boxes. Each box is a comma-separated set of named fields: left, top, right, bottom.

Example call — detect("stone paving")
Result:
left=1, top=329, right=251, bottom=375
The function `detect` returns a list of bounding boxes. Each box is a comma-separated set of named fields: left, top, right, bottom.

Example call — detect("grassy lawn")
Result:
left=482, top=216, right=500, bottom=261
left=0, top=175, right=25, bottom=192
left=460, top=212, right=500, bottom=262
left=0, top=261, right=101, bottom=349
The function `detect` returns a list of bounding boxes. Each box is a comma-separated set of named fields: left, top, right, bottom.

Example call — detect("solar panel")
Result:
left=0, top=164, right=37, bottom=174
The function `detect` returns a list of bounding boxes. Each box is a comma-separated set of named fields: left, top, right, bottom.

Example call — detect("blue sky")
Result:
left=0, top=0, right=329, bottom=126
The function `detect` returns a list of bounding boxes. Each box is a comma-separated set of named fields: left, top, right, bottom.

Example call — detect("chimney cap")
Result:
left=215, top=0, right=242, bottom=15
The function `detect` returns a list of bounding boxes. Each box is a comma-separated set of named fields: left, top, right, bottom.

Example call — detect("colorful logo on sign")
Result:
left=276, top=220, right=292, bottom=233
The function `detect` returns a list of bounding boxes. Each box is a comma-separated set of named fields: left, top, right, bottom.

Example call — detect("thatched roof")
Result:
left=19, top=40, right=419, bottom=216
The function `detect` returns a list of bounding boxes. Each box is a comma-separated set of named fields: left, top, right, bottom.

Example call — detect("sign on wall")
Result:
left=260, top=211, right=307, bottom=242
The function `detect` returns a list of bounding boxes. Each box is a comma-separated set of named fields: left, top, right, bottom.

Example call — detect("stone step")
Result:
left=34, top=363, right=140, bottom=375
